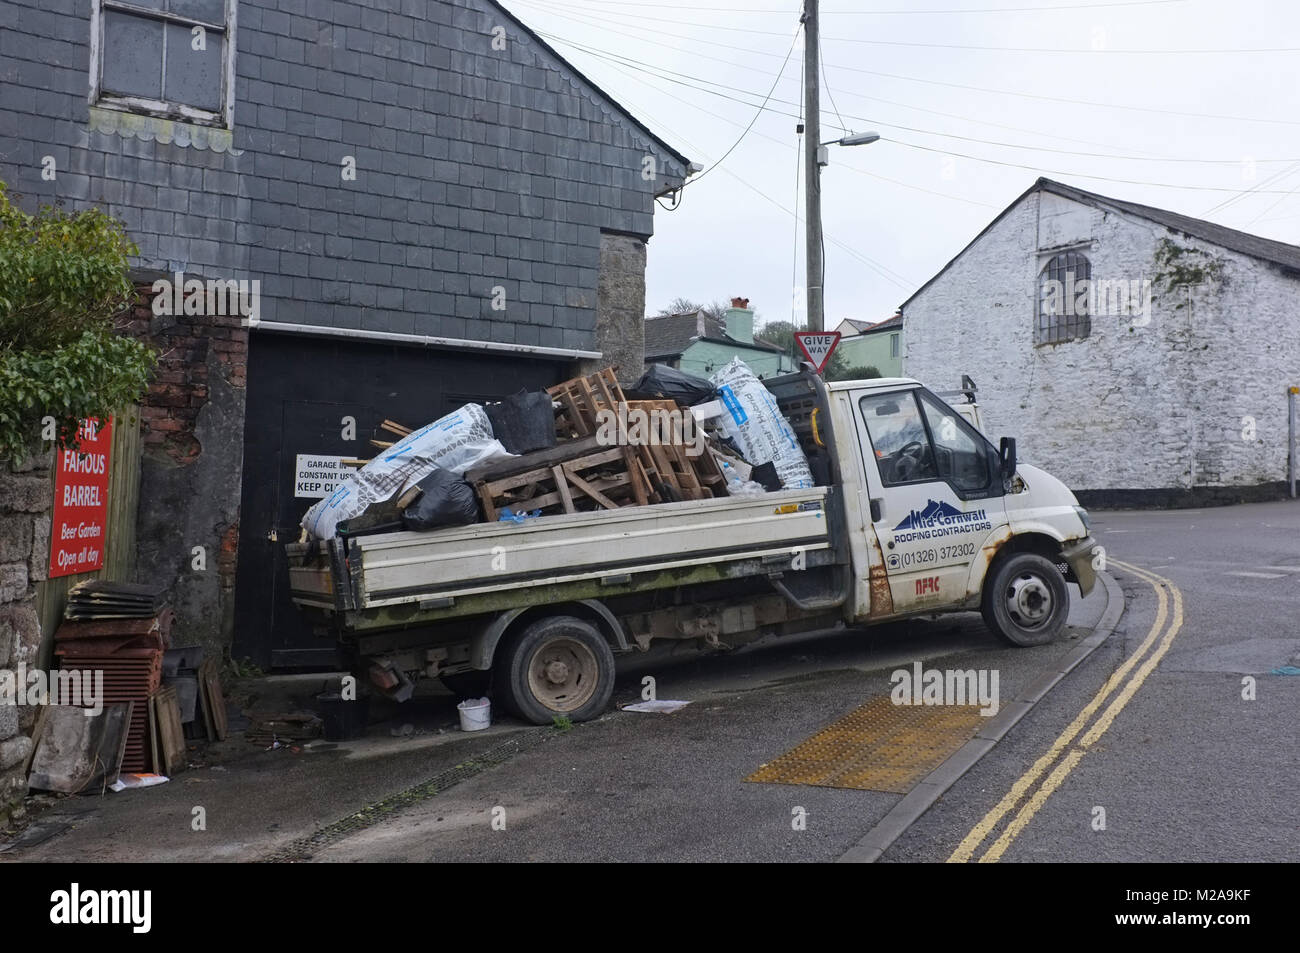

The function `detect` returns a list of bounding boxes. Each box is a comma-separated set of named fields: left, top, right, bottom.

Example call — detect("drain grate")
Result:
left=260, top=731, right=548, bottom=862
left=746, top=696, right=985, bottom=794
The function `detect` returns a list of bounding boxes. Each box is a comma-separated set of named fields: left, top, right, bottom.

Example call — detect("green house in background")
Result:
left=644, top=305, right=795, bottom=380
left=833, top=314, right=903, bottom=377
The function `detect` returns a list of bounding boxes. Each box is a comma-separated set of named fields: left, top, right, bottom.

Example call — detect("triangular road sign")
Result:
left=794, top=331, right=841, bottom=374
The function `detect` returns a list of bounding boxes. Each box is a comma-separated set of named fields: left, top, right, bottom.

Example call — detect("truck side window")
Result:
left=917, top=390, right=993, bottom=493
left=859, top=392, right=939, bottom=486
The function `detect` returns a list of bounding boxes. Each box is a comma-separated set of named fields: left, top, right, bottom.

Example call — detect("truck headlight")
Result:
left=1073, top=505, right=1091, bottom=533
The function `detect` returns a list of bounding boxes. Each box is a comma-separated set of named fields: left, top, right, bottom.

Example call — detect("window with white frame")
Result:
left=91, top=1, right=235, bottom=128
left=889, top=333, right=899, bottom=358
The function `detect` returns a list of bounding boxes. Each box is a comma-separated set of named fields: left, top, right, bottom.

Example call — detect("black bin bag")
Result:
left=401, top=468, right=481, bottom=531
left=486, top=389, right=556, bottom=455
left=626, top=364, right=716, bottom=405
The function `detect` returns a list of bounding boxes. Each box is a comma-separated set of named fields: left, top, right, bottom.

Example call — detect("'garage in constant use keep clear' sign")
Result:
left=294, top=455, right=358, bottom=499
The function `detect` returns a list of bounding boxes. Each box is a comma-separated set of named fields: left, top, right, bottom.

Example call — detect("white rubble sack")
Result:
left=709, top=358, right=814, bottom=490
left=302, top=403, right=510, bottom=539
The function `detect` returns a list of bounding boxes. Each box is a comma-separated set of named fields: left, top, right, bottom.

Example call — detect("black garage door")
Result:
left=232, top=331, right=569, bottom=669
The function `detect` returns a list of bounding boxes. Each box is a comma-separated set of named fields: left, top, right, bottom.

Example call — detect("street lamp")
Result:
left=806, top=130, right=880, bottom=330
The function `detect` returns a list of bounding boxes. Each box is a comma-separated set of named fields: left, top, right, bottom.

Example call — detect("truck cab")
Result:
left=825, top=376, right=1097, bottom=643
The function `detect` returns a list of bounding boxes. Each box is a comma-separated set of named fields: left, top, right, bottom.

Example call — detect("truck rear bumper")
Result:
left=1061, top=535, right=1099, bottom=597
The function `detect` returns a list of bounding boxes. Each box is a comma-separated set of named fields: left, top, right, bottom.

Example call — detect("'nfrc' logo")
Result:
left=49, top=884, right=151, bottom=934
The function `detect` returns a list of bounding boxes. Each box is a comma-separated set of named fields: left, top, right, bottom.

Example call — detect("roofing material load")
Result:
left=709, top=357, right=814, bottom=490
left=302, top=403, right=509, bottom=540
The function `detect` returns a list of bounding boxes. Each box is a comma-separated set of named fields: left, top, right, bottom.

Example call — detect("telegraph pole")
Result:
left=803, top=0, right=823, bottom=332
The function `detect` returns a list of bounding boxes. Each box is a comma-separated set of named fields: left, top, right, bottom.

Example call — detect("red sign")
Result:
left=49, top=417, right=113, bottom=579
left=795, top=331, right=841, bottom=374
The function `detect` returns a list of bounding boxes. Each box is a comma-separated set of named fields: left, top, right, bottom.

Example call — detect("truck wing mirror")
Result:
left=999, top=437, right=1017, bottom=479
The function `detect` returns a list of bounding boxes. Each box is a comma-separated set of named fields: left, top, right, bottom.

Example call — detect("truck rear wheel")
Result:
left=495, top=616, right=615, bottom=725
left=982, top=552, right=1068, bottom=647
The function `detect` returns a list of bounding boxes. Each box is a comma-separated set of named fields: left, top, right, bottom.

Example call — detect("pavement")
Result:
left=5, top=499, right=1295, bottom=863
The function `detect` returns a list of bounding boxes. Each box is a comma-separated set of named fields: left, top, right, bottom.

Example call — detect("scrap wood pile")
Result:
left=301, top=357, right=814, bottom=540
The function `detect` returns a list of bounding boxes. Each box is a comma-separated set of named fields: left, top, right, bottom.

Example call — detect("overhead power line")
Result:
left=537, top=0, right=1187, bottom=13
left=539, top=30, right=1300, bottom=175
left=520, top=0, right=1300, bottom=53
left=515, top=0, right=1300, bottom=128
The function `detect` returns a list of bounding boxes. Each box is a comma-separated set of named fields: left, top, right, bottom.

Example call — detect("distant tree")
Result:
left=655, top=297, right=727, bottom=322
left=827, top=364, right=882, bottom=382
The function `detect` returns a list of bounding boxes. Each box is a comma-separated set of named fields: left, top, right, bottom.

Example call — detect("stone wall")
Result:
left=584, top=232, right=647, bottom=386
left=0, top=451, right=54, bottom=825
left=118, top=284, right=249, bottom=659
left=904, top=190, right=1299, bottom=498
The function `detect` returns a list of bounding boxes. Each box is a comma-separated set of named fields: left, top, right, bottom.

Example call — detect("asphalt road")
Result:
left=886, top=499, right=1300, bottom=863
left=10, top=501, right=1295, bottom=863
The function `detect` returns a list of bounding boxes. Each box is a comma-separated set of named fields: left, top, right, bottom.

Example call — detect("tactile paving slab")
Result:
left=746, top=695, right=986, bottom=793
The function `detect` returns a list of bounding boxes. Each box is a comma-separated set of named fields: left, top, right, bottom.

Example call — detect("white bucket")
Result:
left=457, top=697, right=491, bottom=732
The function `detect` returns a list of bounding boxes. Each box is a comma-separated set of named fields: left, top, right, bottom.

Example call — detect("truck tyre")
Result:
left=494, top=616, right=615, bottom=725
left=982, top=552, right=1069, bottom=647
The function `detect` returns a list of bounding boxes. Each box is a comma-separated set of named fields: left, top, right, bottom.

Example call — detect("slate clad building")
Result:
left=0, top=0, right=690, bottom=665
left=902, top=178, right=1300, bottom=505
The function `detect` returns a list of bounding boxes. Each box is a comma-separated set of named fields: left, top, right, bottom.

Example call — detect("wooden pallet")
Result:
left=466, top=435, right=654, bottom=520
left=546, top=367, right=625, bottom=439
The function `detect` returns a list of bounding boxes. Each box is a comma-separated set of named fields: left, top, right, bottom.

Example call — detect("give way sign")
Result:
left=794, top=331, right=841, bottom=374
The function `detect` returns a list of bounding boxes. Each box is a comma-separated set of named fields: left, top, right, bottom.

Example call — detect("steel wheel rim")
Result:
left=1005, top=572, right=1053, bottom=628
left=527, top=637, right=599, bottom=713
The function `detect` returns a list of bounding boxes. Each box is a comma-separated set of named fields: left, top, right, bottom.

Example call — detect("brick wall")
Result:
left=119, top=283, right=248, bottom=658
left=120, top=283, right=249, bottom=465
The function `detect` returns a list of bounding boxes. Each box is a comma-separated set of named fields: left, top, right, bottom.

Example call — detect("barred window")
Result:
left=91, top=1, right=234, bottom=128
left=1037, top=251, right=1092, bottom=345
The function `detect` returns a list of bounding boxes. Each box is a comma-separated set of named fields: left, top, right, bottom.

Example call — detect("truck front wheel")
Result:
left=982, top=552, right=1069, bottom=647
left=495, top=616, right=615, bottom=725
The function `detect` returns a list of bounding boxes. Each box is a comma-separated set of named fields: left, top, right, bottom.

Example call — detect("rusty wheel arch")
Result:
left=988, top=532, right=1074, bottom=581
left=470, top=600, right=630, bottom=671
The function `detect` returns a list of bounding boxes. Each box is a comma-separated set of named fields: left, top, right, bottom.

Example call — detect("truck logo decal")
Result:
left=893, top=499, right=987, bottom=531
left=915, top=576, right=940, bottom=595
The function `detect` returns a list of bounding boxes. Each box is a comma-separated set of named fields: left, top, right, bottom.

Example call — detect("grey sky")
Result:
left=500, top=0, right=1300, bottom=329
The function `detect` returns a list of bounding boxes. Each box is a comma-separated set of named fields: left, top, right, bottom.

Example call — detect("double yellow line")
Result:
left=948, top=560, right=1184, bottom=863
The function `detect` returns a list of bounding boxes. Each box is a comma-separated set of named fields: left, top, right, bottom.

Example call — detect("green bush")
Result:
left=0, top=182, right=155, bottom=463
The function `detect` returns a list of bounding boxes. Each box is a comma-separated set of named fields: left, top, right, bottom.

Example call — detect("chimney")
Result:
left=725, top=299, right=754, bottom=344
left=696, top=310, right=706, bottom=338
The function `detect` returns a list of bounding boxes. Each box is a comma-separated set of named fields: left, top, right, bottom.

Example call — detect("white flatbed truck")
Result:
left=287, top=369, right=1098, bottom=724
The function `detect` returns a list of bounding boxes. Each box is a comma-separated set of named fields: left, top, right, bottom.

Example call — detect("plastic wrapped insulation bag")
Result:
left=709, top=358, right=814, bottom=490
left=302, top=403, right=509, bottom=539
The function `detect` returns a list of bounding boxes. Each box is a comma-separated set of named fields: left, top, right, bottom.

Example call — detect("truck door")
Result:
left=853, top=387, right=1008, bottom=614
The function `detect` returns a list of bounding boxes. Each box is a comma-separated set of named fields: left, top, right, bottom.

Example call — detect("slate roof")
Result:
left=644, top=311, right=783, bottom=360
left=901, top=177, right=1300, bottom=310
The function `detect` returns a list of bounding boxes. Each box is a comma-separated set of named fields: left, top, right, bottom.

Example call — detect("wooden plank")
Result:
left=152, top=686, right=186, bottom=775
left=200, top=660, right=227, bottom=742
left=466, top=436, right=604, bottom=482
left=551, top=465, right=576, bottom=514
left=561, top=465, right=619, bottom=510
left=621, top=446, right=648, bottom=506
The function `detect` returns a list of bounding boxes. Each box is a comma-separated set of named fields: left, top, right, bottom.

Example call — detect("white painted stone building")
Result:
left=902, top=177, right=1300, bottom=504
